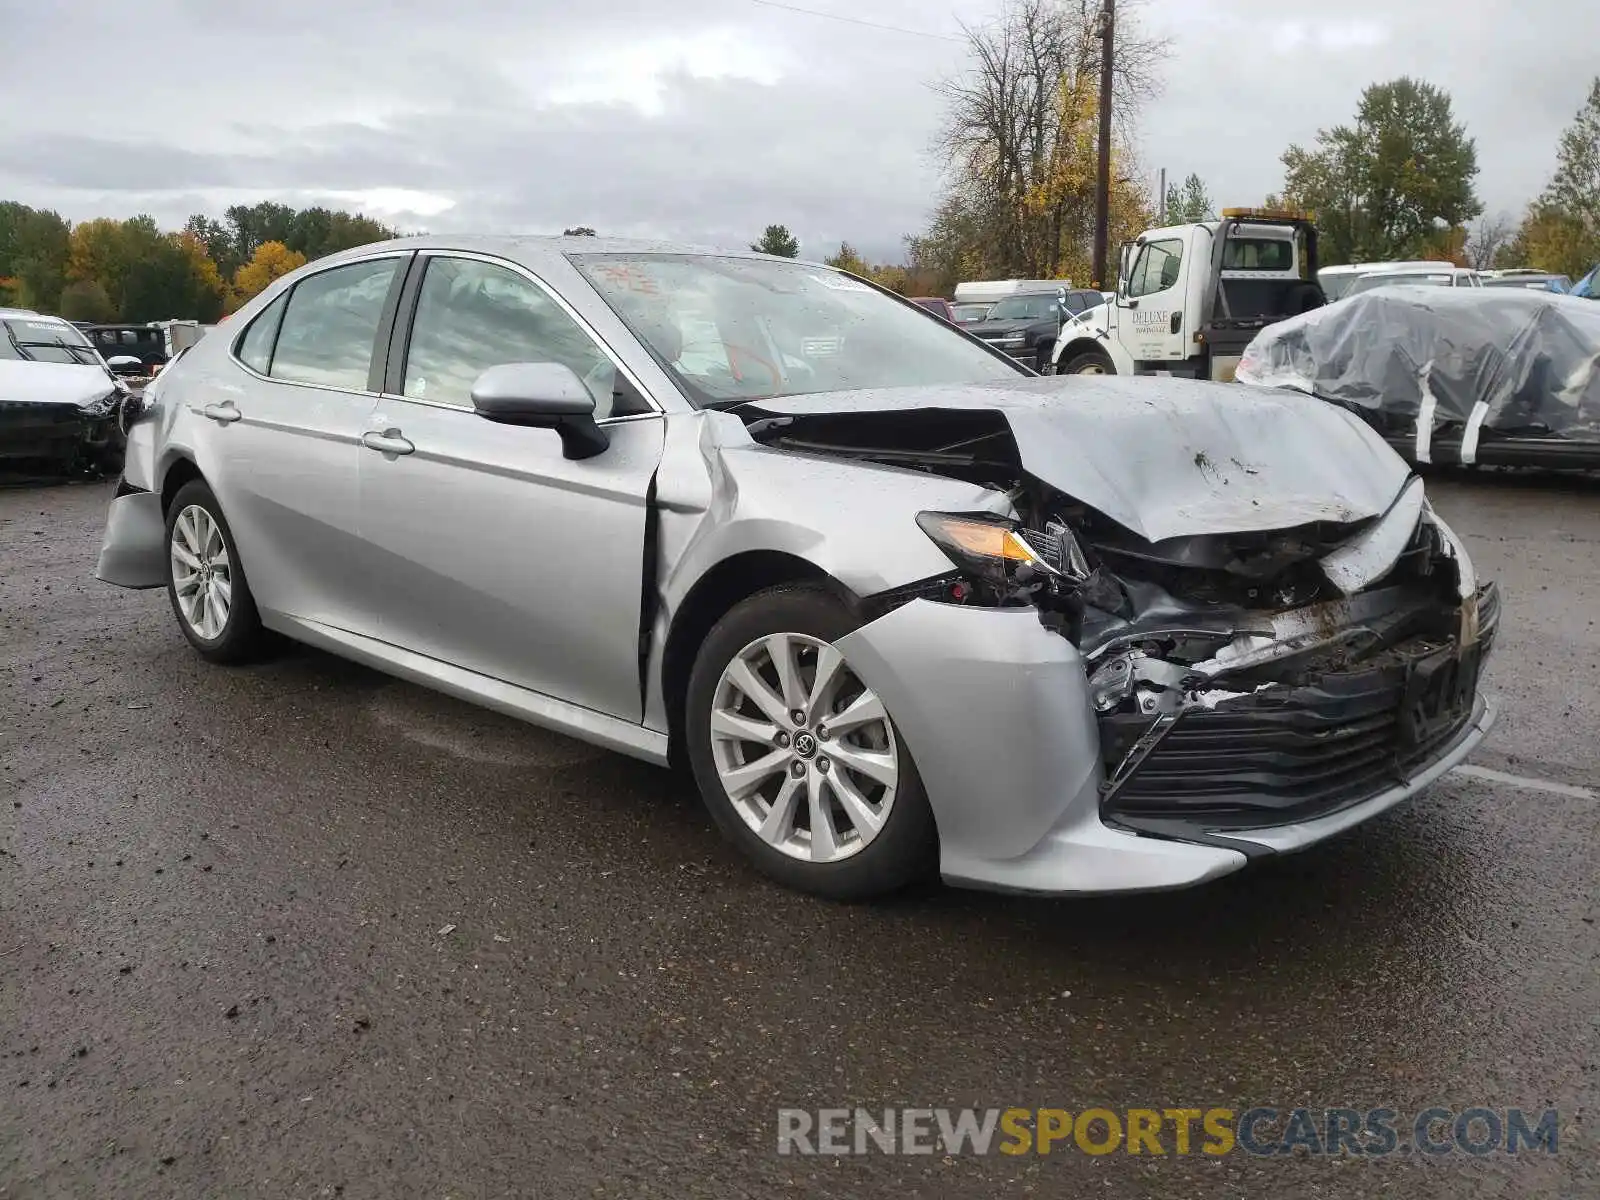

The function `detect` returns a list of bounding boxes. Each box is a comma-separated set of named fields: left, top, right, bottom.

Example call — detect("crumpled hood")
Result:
left=741, top=375, right=1413, bottom=543
left=0, top=360, right=118, bottom=407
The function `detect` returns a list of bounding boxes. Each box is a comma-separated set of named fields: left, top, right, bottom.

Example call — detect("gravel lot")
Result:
left=2, top=474, right=1597, bottom=1198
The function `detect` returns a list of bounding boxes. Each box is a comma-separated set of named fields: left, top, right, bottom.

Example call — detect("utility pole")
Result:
left=1157, top=167, right=1166, bottom=225
left=1091, top=0, right=1115, bottom=289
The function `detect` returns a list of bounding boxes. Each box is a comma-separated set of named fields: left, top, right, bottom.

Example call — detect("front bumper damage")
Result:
left=837, top=509, right=1499, bottom=896
left=0, top=398, right=125, bottom=476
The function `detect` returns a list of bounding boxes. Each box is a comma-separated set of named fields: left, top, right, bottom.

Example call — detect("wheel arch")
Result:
left=159, top=454, right=205, bottom=515
left=1055, top=337, right=1118, bottom=373
left=661, top=550, right=847, bottom=764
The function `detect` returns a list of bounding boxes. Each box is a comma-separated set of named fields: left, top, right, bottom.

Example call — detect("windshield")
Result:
left=951, top=303, right=991, bottom=322
left=984, top=294, right=1059, bottom=320
left=1347, top=272, right=1455, bottom=295
left=1318, top=272, right=1355, bottom=302
left=1, top=318, right=103, bottom=366
left=574, top=254, right=1026, bottom=407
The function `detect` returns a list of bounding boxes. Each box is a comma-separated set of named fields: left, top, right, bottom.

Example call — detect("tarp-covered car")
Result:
left=1235, top=286, right=1600, bottom=468
left=1, top=311, right=131, bottom=476
left=97, top=239, right=1497, bottom=899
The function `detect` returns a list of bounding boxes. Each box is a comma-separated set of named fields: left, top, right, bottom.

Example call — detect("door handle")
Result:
left=362, top=429, right=415, bottom=456
left=202, top=402, right=241, bottom=424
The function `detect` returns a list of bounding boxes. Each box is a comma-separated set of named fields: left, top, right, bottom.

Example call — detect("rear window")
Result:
left=1223, top=239, right=1293, bottom=271
left=268, top=258, right=398, bottom=390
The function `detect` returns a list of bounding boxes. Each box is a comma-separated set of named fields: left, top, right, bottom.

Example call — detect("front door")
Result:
left=356, top=253, right=664, bottom=721
left=1118, top=237, right=1188, bottom=365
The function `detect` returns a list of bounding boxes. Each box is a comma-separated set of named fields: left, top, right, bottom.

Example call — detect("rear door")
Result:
left=355, top=251, right=665, bottom=721
left=202, top=253, right=408, bottom=635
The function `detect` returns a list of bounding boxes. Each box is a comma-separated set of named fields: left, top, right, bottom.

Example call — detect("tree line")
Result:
left=756, top=0, right=1599, bottom=295
left=0, top=202, right=396, bottom=324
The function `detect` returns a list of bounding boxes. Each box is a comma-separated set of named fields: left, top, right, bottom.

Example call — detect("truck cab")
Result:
left=1051, top=209, right=1324, bottom=381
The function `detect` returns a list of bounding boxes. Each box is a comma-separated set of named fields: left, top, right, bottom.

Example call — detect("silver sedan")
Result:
left=97, top=237, right=1498, bottom=899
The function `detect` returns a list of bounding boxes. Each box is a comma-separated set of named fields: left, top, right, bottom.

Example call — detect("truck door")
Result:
left=1117, top=237, right=1188, bottom=370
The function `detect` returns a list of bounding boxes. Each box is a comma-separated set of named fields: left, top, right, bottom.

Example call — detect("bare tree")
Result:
left=932, top=0, right=1167, bottom=277
left=1464, top=212, right=1514, bottom=269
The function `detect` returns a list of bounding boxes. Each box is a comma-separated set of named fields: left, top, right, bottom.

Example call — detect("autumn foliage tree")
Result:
left=1502, top=77, right=1600, bottom=277
left=231, top=241, right=308, bottom=307
left=64, top=216, right=227, bottom=322
left=921, top=0, right=1165, bottom=289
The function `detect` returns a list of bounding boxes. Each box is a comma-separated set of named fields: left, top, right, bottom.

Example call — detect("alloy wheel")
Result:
left=708, top=632, right=899, bottom=863
left=169, top=504, right=232, bottom=639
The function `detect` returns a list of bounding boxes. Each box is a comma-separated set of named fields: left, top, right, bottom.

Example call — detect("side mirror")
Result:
left=470, top=362, right=610, bottom=460
left=106, top=354, right=143, bottom=374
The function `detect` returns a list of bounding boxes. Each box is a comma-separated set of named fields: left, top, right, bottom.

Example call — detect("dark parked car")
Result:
left=85, top=325, right=168, bottom=375
left=910, top=297, right=955, bottom=322
left=965, top=288, right=1103, bottom=373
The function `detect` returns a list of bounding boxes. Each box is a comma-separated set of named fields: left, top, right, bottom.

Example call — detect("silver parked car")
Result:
left=96, top=237, right=1498, bottom=899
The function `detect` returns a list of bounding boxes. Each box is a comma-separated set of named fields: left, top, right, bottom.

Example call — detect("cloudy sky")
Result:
left=1, top=0, right=1593, bottom=262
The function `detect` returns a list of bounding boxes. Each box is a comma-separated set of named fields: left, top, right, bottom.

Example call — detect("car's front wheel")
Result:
left=685, top=586, right=937, bottom=899
left=165, top=479, right=269, bottom=663
left=1061, top=349, right=1115, bottom=375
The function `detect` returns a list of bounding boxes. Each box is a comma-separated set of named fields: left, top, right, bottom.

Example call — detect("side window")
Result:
left=234, top=292, right=288, bottom=374
left=1128, top=239, right=1184, bottom=299
left=270, top=258, right=399, bottom=390
left=1063, top=292, right=1086, bottom=314
left=402, top=257, right=648, bottom=418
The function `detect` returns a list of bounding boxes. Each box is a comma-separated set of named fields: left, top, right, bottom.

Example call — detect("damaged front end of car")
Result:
left=741, top=382, right=1497, bottom=878
left=0, top=387, right=129, bottom=478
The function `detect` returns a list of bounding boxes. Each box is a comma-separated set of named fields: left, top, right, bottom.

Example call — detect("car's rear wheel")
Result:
left=685, top=586, right=937, bottom=900
left=165, top=479, right=269, bottom=664
left=1061, top=349, right=1115, bottom=375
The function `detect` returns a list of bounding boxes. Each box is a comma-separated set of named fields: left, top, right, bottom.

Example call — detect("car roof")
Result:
left=315, top=234, right=802, bottom=273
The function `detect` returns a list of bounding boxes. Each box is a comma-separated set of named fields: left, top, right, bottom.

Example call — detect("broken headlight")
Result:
left=915, top=511, right=1090, bottom=590
left=77, top=389, right=124, bottom=419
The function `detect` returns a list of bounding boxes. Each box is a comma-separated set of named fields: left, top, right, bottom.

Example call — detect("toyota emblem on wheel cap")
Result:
left=792, top=731, right=818, bottom=758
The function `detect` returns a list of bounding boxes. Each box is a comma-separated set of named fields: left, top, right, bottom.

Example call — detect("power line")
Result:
left=743, top=0, right=967, bottom=43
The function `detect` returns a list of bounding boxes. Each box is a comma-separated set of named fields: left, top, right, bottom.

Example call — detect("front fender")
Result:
left=643, top=410, right=1011, bottom=730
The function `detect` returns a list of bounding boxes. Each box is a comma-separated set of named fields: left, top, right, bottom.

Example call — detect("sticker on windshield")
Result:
left=811, top=273, right=872, bottom=293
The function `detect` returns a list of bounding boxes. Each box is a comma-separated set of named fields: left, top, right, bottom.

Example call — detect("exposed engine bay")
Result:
left=743, top=393, right=1497, bottom=831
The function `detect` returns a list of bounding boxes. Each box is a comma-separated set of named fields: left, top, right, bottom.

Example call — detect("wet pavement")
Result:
left=2, top=474, right=1596, bottom=1198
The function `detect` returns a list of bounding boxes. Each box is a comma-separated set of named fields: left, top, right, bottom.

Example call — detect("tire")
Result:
left=1035, top=345, right=1055, bottom=375
left=685, top=585, right=938, bottom=900
left=164, top=479, right=270, bottom=664
left=1061, top=349, right=1115, bottom=376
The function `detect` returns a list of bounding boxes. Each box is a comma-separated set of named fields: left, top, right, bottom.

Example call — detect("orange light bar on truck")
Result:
left=1221, top=206, right=1316, bottom=222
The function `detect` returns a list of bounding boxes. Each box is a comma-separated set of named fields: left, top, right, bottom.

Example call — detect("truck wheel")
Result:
left=1061, top=349, right=1115, bottom=376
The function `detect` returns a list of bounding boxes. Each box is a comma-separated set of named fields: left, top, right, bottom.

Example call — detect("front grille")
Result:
left=1100, top=650, right=1475, bottom=830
